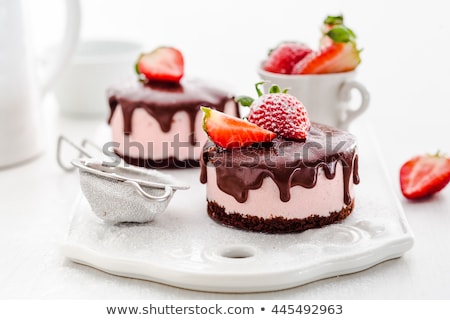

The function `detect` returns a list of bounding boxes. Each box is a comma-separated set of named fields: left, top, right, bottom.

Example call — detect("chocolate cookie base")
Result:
left=207, top=200, right=355, bottom=234
left=117, top=151, right=200, bottom=169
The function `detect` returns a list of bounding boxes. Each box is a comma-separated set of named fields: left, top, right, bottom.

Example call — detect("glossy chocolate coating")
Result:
left=200, top=122, right=359, bottom=204
left=107, top=78, right=238, bottom=145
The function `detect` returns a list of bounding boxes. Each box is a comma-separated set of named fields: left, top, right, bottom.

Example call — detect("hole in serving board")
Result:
left=219, top=246, right=255, bottom=259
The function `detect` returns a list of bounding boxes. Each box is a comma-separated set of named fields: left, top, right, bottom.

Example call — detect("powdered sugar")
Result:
left=248, top=93, right=311, bottom=140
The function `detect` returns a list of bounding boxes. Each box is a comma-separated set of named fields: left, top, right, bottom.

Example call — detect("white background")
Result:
left=1, top=0, right=449, bottom=300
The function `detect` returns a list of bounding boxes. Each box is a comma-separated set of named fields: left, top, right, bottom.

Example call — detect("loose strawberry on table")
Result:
left=135, top=47, right=184, bottom=83
left=201, top=107, right=276, bottom=149
left=400, top=152, right=450, bottom=200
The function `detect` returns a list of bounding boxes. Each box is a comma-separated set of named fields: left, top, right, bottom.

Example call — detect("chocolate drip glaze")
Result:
left=200, top=122, right=360, bottom=204
left=107, top=79, right=238, bottom=146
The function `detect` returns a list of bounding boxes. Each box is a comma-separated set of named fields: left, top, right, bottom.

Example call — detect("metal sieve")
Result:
left=57, top=136, right=189, bottom=223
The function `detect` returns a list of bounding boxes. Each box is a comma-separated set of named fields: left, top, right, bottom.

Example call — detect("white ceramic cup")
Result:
left=257, top=68, right=370, bottom=130
left=54, top=39, right=143, bottom=118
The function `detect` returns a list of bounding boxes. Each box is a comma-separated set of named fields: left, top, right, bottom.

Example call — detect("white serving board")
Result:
left=62, top=127, right=414, bottom=293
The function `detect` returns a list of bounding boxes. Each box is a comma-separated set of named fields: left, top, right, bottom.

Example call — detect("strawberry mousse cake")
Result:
left=200, top=84, right=359, bottom=233
left=107, top=47, right=239, bottom=168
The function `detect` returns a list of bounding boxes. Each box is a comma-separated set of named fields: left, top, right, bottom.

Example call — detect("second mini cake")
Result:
left=108, top=47, right=239, bottom=168
left=200, top=84, right=359, bottom=233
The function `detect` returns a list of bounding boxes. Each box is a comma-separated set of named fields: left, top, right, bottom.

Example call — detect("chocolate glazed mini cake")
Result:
left=108, top=79, right=239, bottom=168
left=200, top=122, right=360, bottom=234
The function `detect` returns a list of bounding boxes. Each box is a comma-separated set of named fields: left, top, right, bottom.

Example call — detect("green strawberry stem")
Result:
left=134, top=53, right=144, bottom=75
left=134, top=53, right=148, bottom=83
left=200, top=106, right=211, bottom=131
left=324, top=15, right=344, bottom=26
left=268, top=85, right=289, bottom=94
left=431, top=150, right=448, bottom=158
left=255, top=81, right=265, bottom=97
left=235, top=95, right=254, bottom=107
left=269, top=85, right=281, bottom=93
left=326, top=25, right=356, bottom=43
left=236, top=83, right=290, bottom=107
left=134, top=61, right=140, bottom=75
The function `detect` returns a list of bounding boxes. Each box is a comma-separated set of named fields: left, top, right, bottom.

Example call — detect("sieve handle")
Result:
left=123, top=180, right=173, bottom=202
left=57, top=136, right=94, bottom=172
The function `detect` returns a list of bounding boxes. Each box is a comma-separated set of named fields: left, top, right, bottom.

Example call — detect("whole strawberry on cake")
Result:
left=107, top=46, right=239, bottom=168
left=200, top=83, right=360, bottom=233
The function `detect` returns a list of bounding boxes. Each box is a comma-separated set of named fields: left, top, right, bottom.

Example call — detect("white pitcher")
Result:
left=0, top=0, right=80, bottom=168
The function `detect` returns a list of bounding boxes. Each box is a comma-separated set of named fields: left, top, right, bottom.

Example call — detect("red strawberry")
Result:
left=136, top=47, right=184, bottom=83
left=263, top=42, right=313, bottom=74
left=237, top=83, right=311, bottom=140
left=201, top=107, right=276, bottom=149
left=294, top=26, right=360, bottom=74
left=400, top=152, right=450, bottom=200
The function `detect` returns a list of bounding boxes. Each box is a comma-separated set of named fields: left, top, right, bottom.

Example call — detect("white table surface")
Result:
left=1, top=0, right=450, bottom=299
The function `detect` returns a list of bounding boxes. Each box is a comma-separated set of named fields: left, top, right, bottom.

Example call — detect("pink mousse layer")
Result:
left=206, top=161, right=355, bottom=219
left=110, top=101, right=238, bottom=161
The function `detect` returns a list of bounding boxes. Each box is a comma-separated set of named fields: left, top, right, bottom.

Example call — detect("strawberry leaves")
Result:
left=326, top=25, right=356, bottom=43
left=235, top=83, right=289, bottom=107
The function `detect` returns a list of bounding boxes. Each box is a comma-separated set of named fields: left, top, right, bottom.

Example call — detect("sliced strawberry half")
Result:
left=294, top=26, right=360, bottom=74
left=136, top=47, right=184, bottom=83
left=400, top=152, right=450, bottom=200
left=201, top=107, right=276, bottom=149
